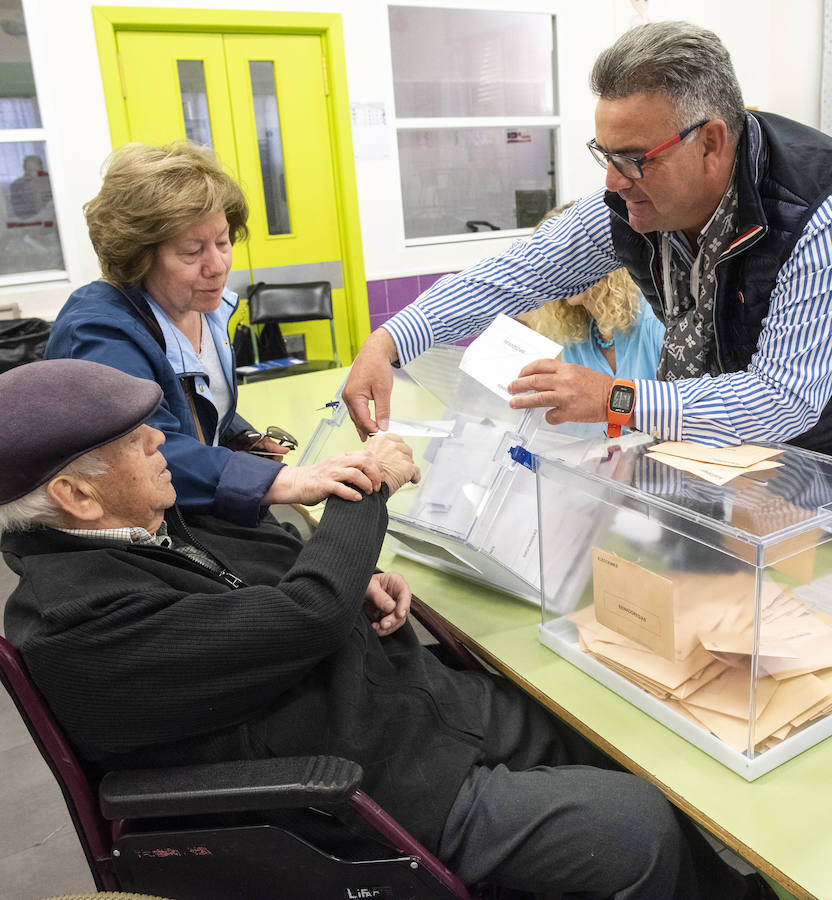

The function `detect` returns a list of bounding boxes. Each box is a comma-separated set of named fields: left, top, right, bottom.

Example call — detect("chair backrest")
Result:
left=0, top=316, right=51, bottom=374
left=0, top=635, right=118, bottom=890
left=247, top=281, right=333, bottom=325
left=245, top=281, right=339, bottom=368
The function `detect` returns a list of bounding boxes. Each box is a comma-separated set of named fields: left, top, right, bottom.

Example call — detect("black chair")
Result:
left=0, top=316, right=51, bottom=374
left=241, top=281, right=341, bottom=383
left=0, top=596, right=485, bottom=900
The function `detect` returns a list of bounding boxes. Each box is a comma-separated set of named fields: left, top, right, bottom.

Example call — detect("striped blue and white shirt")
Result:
left=382, top=187, right=832, bottom=447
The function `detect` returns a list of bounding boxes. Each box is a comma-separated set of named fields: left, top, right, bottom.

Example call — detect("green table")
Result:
left=236, top=365, right=351, bottom=453
left=240, top=368, right=828, bottom=900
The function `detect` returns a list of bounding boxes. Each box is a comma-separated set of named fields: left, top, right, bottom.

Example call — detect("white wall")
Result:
left=7, top=0, right=824, bottom=318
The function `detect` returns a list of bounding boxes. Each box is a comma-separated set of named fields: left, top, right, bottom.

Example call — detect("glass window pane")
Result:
left=398, top=127, right=557, bottom=240
left=177, top=60, right=213, bottom=147
left=0, top=141, right=64, bottom=274
left=0, top=0, right=42, bottom=128
left=249, top=60, right=290, bottom=236
left=389, top=7, right=556, bottom=118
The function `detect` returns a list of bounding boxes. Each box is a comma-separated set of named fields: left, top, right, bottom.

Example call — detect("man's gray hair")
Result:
left=590, top=21, right=746, bottom=143
left=0, top=452, right=109, bottom=533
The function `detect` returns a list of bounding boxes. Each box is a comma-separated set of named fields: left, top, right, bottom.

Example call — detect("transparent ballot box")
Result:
left=300, top=347, right=596, bottom=603
left=533, top=435, right=832, bottom=779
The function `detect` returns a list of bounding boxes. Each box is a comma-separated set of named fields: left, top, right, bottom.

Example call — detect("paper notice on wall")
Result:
left=351, top=101, right=389, bottom=160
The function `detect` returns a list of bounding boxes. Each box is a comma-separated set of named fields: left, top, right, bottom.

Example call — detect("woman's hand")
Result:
left=363, top=571, right=411, bottom=636
left=261, top=434, right=419, bottom=506
left=251, top=436, right=292, bottom=457
left=262, top=450, right=384, bottom=505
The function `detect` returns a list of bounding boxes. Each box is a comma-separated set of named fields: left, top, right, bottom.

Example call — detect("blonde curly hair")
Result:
left=517, top=267, right=640, bottom=345
left=517, top=202, right=639, bottom=344
left=84, top=141, right=248, bottom=286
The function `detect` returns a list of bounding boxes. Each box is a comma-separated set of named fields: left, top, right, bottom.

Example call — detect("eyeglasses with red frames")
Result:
left=587, top=120, right=709, bottom=180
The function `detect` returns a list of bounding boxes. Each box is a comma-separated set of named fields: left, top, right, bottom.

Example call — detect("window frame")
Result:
left=0, top=0, right=68, bottom=288
left=388, top=3, right=563, bottom=246
left=0, top=128, right=68, bottom=287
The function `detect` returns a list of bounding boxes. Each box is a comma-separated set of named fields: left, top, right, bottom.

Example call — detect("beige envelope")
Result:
left=650, top=441, right=783, bottom=468
left=571, top=602, right=651, bottom=652
left=587, top=654, right=672, bottom=700
left=790, top=696, right=832, bottom=729
left=647, top=451, right=782, bottom=486
left=592, top=549, right=676, bottom=661
left=585, top=638, right=715, bottom=691
left=683, top=666, right=778, bottom=720
left=664, top=697, right=713, bottom=732
left=698, top=628, right=799, bottom=661
left=754, top=673, right=832, bottom=743
left=588, top=649, right=727, bottom=701
left=761, top=625, right=832, bottom=679
left=668, top=658, right=728, bottom=699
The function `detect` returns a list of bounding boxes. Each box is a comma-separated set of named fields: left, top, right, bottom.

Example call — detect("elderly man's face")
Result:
left=91, top=424, right=176, bottom=532
left=594, top=92, right=715, bottom=239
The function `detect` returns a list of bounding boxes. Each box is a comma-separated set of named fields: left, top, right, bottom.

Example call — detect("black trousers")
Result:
left=437, top=677, right=749, bottom=899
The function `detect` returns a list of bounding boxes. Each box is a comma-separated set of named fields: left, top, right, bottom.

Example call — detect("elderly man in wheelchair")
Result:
left=0, top=359, right=771, bottom=900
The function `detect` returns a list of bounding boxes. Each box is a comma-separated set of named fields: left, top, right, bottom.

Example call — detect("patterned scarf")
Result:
left=656, top=172, right=739, bottom=381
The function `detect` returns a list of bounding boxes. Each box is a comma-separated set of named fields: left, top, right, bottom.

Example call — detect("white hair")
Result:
left=0, top=451, right=110, bottom=533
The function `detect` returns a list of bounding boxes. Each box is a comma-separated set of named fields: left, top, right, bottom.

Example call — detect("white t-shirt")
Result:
left=197, top=314, right=234, bottom=446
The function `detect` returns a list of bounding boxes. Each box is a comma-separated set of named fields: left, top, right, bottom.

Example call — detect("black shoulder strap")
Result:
left=105, top=280, right=166, bottom=352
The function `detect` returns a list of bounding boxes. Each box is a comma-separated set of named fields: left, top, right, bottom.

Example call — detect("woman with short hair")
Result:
left=47, top=141, right=381, bottom=527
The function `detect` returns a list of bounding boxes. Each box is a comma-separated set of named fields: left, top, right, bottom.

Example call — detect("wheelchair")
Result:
left=0, top=597, right=507, bottom=900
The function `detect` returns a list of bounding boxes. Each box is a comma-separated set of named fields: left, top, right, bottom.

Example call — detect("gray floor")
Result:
left=0, top=555, right=96, bottom=899
left=0, top=546, right=764, bottom=900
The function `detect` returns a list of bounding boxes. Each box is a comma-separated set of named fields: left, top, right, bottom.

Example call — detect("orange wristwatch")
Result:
left=607, top=379, right=636, bottom=438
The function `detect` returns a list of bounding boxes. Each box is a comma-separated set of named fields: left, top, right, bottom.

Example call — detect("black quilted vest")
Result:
left=607, top=111, right=832, bottom=454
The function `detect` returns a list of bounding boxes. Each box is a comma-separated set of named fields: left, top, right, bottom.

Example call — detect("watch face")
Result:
left=609, top=384, right=636, bottom=414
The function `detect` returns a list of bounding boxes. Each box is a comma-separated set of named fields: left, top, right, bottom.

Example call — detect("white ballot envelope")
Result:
left=459, top=313, right=563, bottom=401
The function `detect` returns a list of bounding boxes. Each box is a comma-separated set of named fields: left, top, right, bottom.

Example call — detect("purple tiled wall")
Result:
left=367, top=272, right=455, bottom=332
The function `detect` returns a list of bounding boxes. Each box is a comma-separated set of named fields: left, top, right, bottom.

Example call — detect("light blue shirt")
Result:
left=562, top=296, right=664, bottom=381
left=143, top=288, right=239, bottom=443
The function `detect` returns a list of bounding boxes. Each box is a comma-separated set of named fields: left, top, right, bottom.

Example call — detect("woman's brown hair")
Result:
left=84, top=141, right=248, bottom=285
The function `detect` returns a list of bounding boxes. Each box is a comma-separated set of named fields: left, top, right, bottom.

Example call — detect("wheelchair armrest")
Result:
left=410, top=594, right=484, bottom=672
left=100, top=755, right=363, bottom=820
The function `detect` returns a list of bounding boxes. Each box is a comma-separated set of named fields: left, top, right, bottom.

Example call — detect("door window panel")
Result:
left=0, top=0, right=64, bottom=279
left=398, top=126, right=557, bottom=240
left=389, top=6, right=556, bottom=118
left=249, top=60, right=290, bottom=235
left=0, top=0, right=41, bottom=128
left=389, top=6, right=559, bottom=241
left=177, top=60, right=213, bottom=147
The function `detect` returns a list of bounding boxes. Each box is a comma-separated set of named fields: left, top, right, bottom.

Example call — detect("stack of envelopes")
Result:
left=570, top=568, right=832, bottom=753
left=645, top=441, right=783, bottom=486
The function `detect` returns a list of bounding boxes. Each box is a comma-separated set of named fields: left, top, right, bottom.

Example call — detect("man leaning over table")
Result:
left=0, top=358, right=776, bottom=899
left=343, top=21, right=832, bottom=455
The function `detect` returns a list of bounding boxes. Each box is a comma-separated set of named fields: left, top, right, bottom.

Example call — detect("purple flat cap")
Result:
left=0, top=359, right=163, bottom=503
